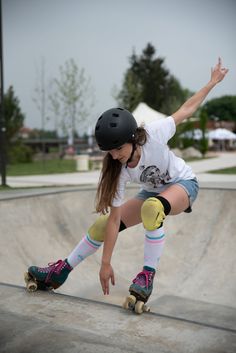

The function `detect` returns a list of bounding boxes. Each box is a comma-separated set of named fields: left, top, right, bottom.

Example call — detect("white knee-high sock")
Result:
left=67, top=233, right=102, bottom=268
left=143, top=226, right=166, bottom=270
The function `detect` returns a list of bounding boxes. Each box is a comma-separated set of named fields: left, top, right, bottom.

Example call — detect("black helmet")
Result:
left=95, top=108, right=138, bottom=151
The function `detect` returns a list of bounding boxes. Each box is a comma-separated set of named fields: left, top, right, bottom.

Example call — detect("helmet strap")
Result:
left=125, top=142, right=136, bottom=168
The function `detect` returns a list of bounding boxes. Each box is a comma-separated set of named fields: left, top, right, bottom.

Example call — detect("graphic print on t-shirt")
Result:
left=140, top=165, right=171, bottom=188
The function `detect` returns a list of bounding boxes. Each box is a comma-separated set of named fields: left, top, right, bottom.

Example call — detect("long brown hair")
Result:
left=95, top=126, right=148, bottom=214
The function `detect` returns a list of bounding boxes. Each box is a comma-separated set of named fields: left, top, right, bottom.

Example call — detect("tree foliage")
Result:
left=203, top=95, right=236, bottom=122
left=198, top=109, right=209, bottom=156
left=49, top=58, right=94, bottom=144
left=32, top=58, right=50, bottom=131
left=115, top=43, right=190, bottom=114
left=0, top=86, right=33, bottom=164
left=2, top=86, right=25, bottom=146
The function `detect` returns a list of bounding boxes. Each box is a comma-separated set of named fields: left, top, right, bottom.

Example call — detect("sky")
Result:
left=3, top=0, right=236, bottom=133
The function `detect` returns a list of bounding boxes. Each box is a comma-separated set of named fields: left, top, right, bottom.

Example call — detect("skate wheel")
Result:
left=24, top=272, right=38, bottom=292
left=135, top=300, right=145, bottom=314
left=122, top=294, right=136, bottom=310
left=27, top=281, right=38, bottom=292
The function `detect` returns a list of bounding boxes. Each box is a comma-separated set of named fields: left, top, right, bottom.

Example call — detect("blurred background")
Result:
left=1, top=4, right=236, bottom=349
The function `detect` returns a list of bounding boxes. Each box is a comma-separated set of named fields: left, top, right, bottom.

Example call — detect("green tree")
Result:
left=203, top=95, right=236, bottom=123
left=32, top=58, right=51, bottom=157
left=49, top=58, right=95, bottom=145
left=3, top=86, right=25, bottom=146
left=115, top=43, right=189, bottom=114
left=1, top=86, right=33, bottom=164
left=198, top=109, right=209, bottom=156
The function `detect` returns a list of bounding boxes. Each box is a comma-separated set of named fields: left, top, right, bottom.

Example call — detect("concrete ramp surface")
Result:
left=0, top=187, right=236, bottom=352
left=0, top=282, right=236, bottom=353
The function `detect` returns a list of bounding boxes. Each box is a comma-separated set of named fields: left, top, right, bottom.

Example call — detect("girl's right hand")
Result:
left=211, top=57, right=229, bottom=84
left=99, top=262, right=115, bottom=295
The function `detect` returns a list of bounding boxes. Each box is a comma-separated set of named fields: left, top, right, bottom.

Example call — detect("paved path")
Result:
left=4, top=152, right=236, bottom=188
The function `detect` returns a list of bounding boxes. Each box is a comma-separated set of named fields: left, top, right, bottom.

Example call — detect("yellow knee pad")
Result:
left=88, top=214, right=109, bottom=242
left=141, top=197, right=166, bottom=231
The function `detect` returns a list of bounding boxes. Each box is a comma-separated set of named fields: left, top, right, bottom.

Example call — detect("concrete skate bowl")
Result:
left=0, top=187, right=235, bottom=310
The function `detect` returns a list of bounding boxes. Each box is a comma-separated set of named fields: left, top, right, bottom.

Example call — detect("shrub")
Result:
left=8, top=143, right=33, bottom=164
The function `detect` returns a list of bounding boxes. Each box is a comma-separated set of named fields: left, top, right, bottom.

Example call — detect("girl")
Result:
left=27, top=58, right=228, bottom=303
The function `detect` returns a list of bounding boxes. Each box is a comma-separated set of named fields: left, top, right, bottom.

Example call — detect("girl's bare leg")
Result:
left=159, top=184, right=190, bottom=215
left=120, top=198, right=144, bottom=227
left=120, top=183, right=190, bottom=228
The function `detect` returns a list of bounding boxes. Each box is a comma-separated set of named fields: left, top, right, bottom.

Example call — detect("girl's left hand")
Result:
left=211, top=57, right=229, bottom=84
left=99, top=263, right=115, bottom=295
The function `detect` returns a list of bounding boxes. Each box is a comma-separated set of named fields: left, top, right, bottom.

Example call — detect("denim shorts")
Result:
left=135, top=178, right=199, bottom=213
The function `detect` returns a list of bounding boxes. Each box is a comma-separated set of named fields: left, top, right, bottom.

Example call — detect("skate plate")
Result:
left=122, top=294, right=150, bottom=314
left=24, top=272, right=52, bottom=292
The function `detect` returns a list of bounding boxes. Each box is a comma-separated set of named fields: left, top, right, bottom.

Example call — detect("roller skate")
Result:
left=122, top=266, right=155, bottom=314
left=24, top=259, right=73, bottom=292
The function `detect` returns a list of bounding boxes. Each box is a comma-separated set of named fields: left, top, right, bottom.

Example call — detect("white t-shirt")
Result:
left=111, top=116, right=196, bottom=207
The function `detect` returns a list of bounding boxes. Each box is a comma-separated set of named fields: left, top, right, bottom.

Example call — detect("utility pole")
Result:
left=0, top=0, right=6, bottom=186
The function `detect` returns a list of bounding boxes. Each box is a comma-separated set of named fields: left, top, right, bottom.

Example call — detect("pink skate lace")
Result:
left=38, top=259, right=71, bottom=284
left=132, top=269, right=155, bottom=289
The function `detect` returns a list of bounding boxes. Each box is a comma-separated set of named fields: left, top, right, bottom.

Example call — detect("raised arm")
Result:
left=172, top=58, right=229, bottom=126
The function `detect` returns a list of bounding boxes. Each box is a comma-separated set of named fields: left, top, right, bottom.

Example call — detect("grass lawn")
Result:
left=7, top=156, right=204, bottom=176
left=7, top=159, right=77, bottom=176
left=6, top=157, right=235, bottom=177
left=209, top=166, right=236, bottom=174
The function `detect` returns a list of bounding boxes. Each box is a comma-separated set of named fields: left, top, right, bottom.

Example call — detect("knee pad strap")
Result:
left=155, top=195, right=171, bottom=215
